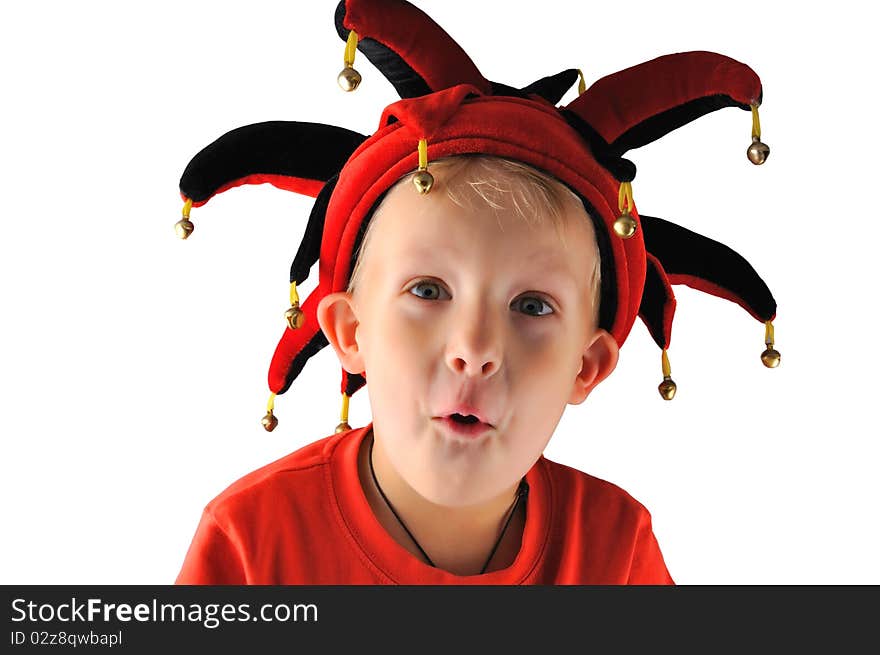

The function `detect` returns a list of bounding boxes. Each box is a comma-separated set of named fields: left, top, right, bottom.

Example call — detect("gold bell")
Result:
left=335, top=421, right=351, bottom=434
left=412, top=138, right=433, bottom=194
left=261, top=411, right=278, bottom=432
left=658, top=349, right=676, bottom=399
left=413, top=169, right=434, bottom=194
left=337, top=66, right=362, bottom=92
left=761, top=320, right=780, bottom=367
left=614, top=181, right=637, bottom=239
left=761, top=347, right=781, bottom=368
left=285, top=303, right=305, bottom=330
left=174, top=218, right=194, bottom=240
left=338, top=30, right=361, bottom=92
left=658, top=377, right=677, bottom=400
left=747, top=104, right=769, bottom=165
left=176, top=198, right=194, bottom=239
left=286, top=281, right=304, bottom=329
left=747, top=137, right=770, bottom=165
left=613, top=211, right=637, bottom=239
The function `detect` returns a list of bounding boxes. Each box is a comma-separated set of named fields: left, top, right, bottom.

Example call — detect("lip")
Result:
left=435, top=403, right=493, bottom=426
left=433, top=416, right=494, bottom=438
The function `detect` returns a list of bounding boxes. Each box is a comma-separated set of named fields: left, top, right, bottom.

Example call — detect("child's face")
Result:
left=319, top=172, right=617, bottom=507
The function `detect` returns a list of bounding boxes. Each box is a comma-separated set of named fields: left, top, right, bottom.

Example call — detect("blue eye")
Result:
left=408, top=280, right=448, bottom=300
left=513, top=296, right=553, bottom=316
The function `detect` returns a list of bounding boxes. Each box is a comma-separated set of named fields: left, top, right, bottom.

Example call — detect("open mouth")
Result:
left=438, top=413, right=493, bottom=438
left=434, top=412, right=493, bottom=438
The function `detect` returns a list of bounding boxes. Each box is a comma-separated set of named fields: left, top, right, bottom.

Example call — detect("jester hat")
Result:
left=175, top=0, right=779, bottom=433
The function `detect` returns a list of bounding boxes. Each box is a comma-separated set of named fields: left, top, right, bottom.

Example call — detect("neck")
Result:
left=357, top=428, right=526, bottom=576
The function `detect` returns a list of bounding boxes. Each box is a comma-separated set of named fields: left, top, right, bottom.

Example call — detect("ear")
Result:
left=316, top=291, right=365, bottom=375
left=568, top=329, right=619, bottom=405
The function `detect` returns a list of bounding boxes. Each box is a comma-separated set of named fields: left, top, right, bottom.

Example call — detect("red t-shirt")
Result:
left=176, top=424, right=674, bottom=584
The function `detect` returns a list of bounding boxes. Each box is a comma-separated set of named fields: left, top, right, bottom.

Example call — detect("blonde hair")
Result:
left=347, top=155, right=602, bottom=325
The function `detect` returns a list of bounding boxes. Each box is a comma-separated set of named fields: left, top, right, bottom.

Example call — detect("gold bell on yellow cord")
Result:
left=761, top=320, right=781, bottom=368
left=335, top=392, right=352, bottom=433
left=285, top=282, right=305, bottom=330
left=412, top=138, right=434, bottom=194
left=657, top=349, right=677, bottom=400
left=613, top=181, right=637, bottom=239
left=747, top=104, right=770, bottom=165
left=262, top=393, right=279, bottom=432
left=338, top=30, right=362, bottom=92
left=175, top=198, right=194, bottom=239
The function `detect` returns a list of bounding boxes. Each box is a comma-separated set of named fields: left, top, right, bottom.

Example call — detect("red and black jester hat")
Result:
left=176, top=0, right=779, bottom=432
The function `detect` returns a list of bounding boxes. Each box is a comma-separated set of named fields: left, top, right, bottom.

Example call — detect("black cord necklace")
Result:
left=368, top=435, right=528, bottom=574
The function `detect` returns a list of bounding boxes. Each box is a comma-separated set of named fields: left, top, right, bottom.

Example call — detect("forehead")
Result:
left=360, top=167, right=596, bottom=281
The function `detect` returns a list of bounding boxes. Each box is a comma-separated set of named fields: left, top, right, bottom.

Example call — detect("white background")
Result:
left=1, top=0, right=877, bottom=584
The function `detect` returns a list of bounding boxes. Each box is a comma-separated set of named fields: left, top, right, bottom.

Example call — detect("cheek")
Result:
left=509, top=324, right=582, bottom=391
left=386, top=301, right=447, bottom=348
left=359, top=304, right=436, bottom=377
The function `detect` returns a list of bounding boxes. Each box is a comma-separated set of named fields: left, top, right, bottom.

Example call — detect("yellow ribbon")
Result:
left=764, top=320, right=774, bottom=347
left=340, top=393, right=350, bottom=424
left=418, top=138, right=428, bottom=170
left=617, top=181, right=634, bottom=214
left=344, top=30, right=358, bottom=66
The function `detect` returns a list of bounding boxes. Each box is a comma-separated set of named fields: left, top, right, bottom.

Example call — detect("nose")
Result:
left=444, top=302, right=503, bottom=379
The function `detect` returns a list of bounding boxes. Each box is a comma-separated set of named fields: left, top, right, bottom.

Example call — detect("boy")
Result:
left=174, top=0, right=777, bottom=584
left=177, top=155, right=669, bottom=583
